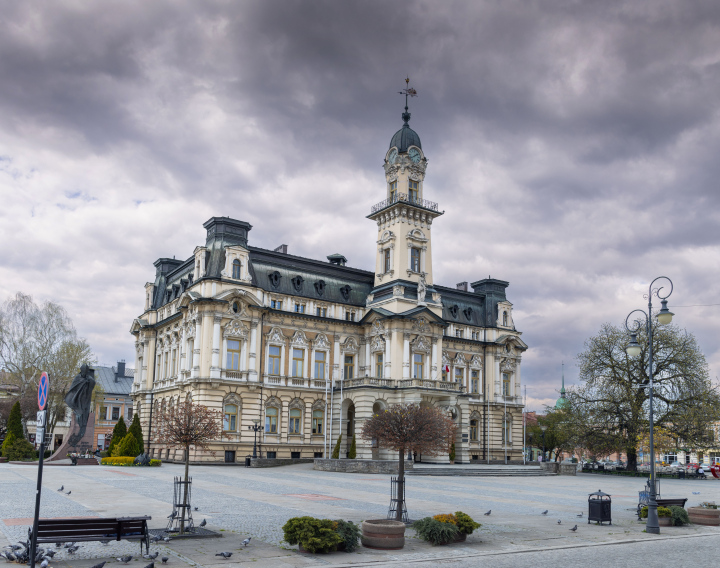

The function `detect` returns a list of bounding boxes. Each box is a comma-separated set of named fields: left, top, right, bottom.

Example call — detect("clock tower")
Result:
left=367, top=81, right=443, bottom=315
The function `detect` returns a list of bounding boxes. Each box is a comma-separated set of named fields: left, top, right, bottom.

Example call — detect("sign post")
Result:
left=30, top=371, right=49, bottom=568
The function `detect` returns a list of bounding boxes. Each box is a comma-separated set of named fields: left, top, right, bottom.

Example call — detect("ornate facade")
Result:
left=130, top=100, right=528, bottom=464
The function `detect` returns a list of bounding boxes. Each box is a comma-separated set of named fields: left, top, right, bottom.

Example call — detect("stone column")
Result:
left=495, top=355, right=501, bottom=397
left=179, top=325, right=187, bottom=374
left=249, top=321, right=258, bottom=381
left=365, top=340, right=370, bottom=376
left=384, top=333, right=391, bottom=379
left=333, top=335, right=341, bottom=381
left=191, top=317, right=201, bottom=378
left=240, top=337, right=247, bottom=372
left=141, top=341, right=148, bottom=387
left=431, top=338, right=438, bottom=380
left=211, top=315, right=222, bottom=379
left=403, top=333, right=410, bottom=380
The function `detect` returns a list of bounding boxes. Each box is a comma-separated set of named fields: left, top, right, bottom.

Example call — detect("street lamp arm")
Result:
left=647, top=276, right=674, bottom=302
left=624, top=309, right=648, bottom=334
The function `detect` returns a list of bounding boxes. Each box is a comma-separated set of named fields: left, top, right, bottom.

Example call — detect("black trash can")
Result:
left=245, top=456, right=252, bottom=467
left=588, top=489, right=611, bottom=525
left=677, top=469, right=685, bottom=479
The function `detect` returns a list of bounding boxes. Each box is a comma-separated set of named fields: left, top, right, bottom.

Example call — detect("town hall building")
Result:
left=130, top=95, right=528, bottom=464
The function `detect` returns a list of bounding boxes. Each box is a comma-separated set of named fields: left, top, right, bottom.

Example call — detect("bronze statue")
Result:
left=65, top=364, right=95, bottom=447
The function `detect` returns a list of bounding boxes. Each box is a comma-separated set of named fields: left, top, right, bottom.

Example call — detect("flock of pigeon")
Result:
left=0, top=489, right=252, bottom=567
left=483, top=508, right=583, bottom=532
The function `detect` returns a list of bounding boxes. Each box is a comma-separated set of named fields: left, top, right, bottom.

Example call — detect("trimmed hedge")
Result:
left=101, top=457, right=162, bottom=467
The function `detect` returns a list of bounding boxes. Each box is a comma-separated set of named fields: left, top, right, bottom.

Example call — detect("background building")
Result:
left=131, top=101, right=528, bottom=464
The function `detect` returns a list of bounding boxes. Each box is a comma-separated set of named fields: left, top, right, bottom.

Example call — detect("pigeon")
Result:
left=89, top=562, right=107, bottom=568
left=145, top=552, right=159, bottom=560
left=194, top=507, right=198, bottom=511
left=45, top=550, right=55, bottom=558
left=541, top=510, right=548, bottom=515
left=65, top=490, right=71, bottom=495
left=9, top=545, right=23, bottom=551
left=163, top=537, right=172, bottom=543
left=40, top=559, right=48, bottom=568
left=161, top=558, right=168, bottom=565
left=117, top=555, right=133, bottom=564
left=167, top=511, right=177, bottom=519
left=577, top=512, right=583, bottom=517
left=67, top=546, right=79, bottom=554
left=570, top=525, right=578, bottom=532
left=55, top=543, right=63, bottom=548
left=215, top=552, right=232, bottom=558
left=151, top=535, right=161, bottom=543
left=241, top=538, right=251, bottom=547
left=64, top=543, right=75, bottom=548
left=143, top=562, right=154, bottom=568
left=0, top=552, right=12, bottom=562
left=557, top=520, right=561, bottom=524
left=57, top=485, right=64, bottom=492
left=199, top=519, right=207, bottom=528
left=484, top=510, right=491, bottom=516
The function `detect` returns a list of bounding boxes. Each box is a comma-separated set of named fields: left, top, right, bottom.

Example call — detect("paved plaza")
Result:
left=1, top=462, right=719, bottom=567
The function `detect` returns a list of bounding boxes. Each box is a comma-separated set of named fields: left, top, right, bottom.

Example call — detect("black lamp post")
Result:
left=625, top=276, right=674, bottom=535
left=540, top=424, right=548, bottom=461
left=248, top=418, right=264, bottom=459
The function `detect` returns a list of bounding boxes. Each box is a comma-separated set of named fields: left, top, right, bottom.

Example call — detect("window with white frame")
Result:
left=223, top=403, right=238, bottom=431
left=454, top=367, right=464, bottom=383
left=344, top=355, right=354, bottom=379
left=413, top=353, right=424, bottom=379
left=314, top=351, right=326, bottom=379
left=227, top=339, right=241, bottom=370
left=268, top=345, right=281, bottom=375
left=292, top=349, right=304, bottom=378
left=232, top=259, right=241, bottom=279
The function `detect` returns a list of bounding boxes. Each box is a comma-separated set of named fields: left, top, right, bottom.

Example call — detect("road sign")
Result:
left=38, top=372, right=49, bottom=410
left=35, top=427, right=45, bottom=443
left=36, top=410, right=46, bottom=428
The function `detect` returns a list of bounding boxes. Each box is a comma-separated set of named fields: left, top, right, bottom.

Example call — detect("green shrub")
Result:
left=348, top=435, right=356, bottom=459
left=101, top=456, right=135, bottom=466
left=449, top=443, right=455, bottom=462
left=331, top=435, right=342, bottom=459
left=1, top=432, right=17, bottom=458
left=413, top=517, right=460, bottom=545
left=642, top=506, right=672, bottom=518
left=128, top=413, right=144, bottom=454
left=454, top=511, right=481, bottom=535
left=7, top=402, right=23, bottom=440
left=6, top=438, right=36, bottom=461
left=112, top=432, right=139, bottom=457
left=149, top=459, right=162, bottom=467
left=282, top=516, right=343, bottom=553
left=334, top=520, right=360, bottom=552
left=107, top=416, right=127, bottom=455
left=669, top=506, right=689, bottom=526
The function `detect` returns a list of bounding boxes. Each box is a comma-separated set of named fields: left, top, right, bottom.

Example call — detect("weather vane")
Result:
left=398, top=77, right=417, bottom=123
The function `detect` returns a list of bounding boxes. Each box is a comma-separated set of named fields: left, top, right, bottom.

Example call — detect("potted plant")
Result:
left=413, top=511, right=481, bottom=545
left=688, top=502, right=720, bottom=526
left=282, top=516, right=343, bottom=553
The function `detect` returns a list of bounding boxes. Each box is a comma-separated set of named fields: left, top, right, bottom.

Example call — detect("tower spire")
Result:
left=398, top=77, right=417, bottom=126
left=561, top=361, right=565, bottom=395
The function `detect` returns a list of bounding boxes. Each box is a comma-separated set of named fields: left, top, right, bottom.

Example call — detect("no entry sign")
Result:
left=38, top=372, right=49, bottom=410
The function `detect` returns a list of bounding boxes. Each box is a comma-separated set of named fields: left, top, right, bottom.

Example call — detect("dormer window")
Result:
left=232, top=259, right=241, bottom=279
left=409, top=180, right=419, bottom=202
left=389, top=180, right=397, bottom=201
left=503, top=311, right=508, bottom=326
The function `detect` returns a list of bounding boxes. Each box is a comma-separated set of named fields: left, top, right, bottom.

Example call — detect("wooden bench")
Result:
left=29, top=516, right=151, bottom=554
left=657, top=498, right=688, bottom=509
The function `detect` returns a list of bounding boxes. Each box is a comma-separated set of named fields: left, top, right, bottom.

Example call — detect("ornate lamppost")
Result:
left=540, top=424, right=547, bottom=461
left=625, top=276, right=675, bottom=535
left=248, top=418, right=264, bottom=459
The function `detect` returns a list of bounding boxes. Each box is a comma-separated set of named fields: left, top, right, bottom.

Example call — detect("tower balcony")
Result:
left=370, top=192, right=439, bottom=215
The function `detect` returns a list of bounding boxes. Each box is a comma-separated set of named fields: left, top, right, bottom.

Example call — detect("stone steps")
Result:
left=407, top=467, right=557, bottom=477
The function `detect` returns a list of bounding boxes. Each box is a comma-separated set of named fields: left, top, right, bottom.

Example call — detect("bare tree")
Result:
left=153, top=401, right=224, bottom=533
left=0, top=293, right=94, bottom=434
left=361, top=404, right=456, bottom=521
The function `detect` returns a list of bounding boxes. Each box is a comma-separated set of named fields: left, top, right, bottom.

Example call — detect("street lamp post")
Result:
left=540, top=424, right=548, bottom=461
left=625, top=276, right=674, bottom=535
left=248, top=418, right=264, bottom=459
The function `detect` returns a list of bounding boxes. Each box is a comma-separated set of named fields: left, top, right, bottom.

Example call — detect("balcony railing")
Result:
left=371, top=193, right=439, bottom=214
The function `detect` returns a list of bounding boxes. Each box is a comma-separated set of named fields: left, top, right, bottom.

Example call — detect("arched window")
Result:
left=232, top=259, right=241, bottom=279
left=265, top=406, right=278, bottom=433
left=289, top=408, right=301, bottom=434
left=470, top=419, right=478, bottom=441
left=223, top=403, right=238, bottom=431
left=312, top=409, right=324, bottom=434
left=503, top=312, right=508, bottom=326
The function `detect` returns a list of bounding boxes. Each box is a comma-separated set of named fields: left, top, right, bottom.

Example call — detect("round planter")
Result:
left=658, top=517, right=672, bottom=527
left=361, top=519, right=405, bottom=550
left=688, top=507, right=720, bottom=526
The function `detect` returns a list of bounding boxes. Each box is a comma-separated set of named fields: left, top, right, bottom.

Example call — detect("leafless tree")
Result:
left=361, top=404, right=456, bottom=521
left=153, top=400, right=224, bottom=533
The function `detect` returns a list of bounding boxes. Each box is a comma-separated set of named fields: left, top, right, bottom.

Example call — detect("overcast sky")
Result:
left=1, top=0, right=719, bottom=411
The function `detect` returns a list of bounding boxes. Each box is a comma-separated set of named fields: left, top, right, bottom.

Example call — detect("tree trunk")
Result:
left=396, top=448, right=404, bottom=522
left=626, top=446, right=638, bottom=472
left=180, top=446, right=190, bottom=534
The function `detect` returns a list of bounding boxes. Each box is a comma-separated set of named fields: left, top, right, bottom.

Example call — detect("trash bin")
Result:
left=588, top=489, right=612, bottom=525
left=245, top=456, right=252, bottom=467
left=677, top=469, right=685, bottom=479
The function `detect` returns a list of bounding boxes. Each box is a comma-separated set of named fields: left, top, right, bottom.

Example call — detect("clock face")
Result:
left=387, top=149, right=398, bottom=164
left=408, top=148, right=421, bottom=163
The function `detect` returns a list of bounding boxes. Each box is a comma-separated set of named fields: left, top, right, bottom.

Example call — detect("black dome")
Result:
left=390, top=123, right=422, bottom=153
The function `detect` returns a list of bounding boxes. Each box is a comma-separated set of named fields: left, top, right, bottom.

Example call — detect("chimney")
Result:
left=116, top=360, right=125, bottom=381
left=456, top=282, right=468, bottom=292
left=327, top=253, right=348, bottom=266
left=274, top=244, right=288, bottom=254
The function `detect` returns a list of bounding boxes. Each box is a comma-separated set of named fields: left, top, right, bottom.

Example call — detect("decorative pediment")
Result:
left=223, top=319, right=249, bottom=339
left=291, top=330, right=309, bottom=347
left=371, top=320, right=385, bottom=335
left=370, top=335, right=385, bottom=353
left=135, top=342, right=144, bottom=356
left=469, top=410, right=481, bottom=420
left=378, top=230, right=395, bottom=245
left=470, top=354, right=483, bottom=369
left=224, top=393, right=241, bottom=407
left=313, top=333, right=331, bottom=350
left=453, top=352, right=467, bottom=366
left=266, top=327, right=285, bottom=344
left=412, top=335, right=431, bottom=354
left=406, top=228, right=428, bottom=242
left=312, top=399, right=326, bottom=410
left=265, top=395, right=281, bottom=408
left=442, top=351, right=451, bottom=366
left=501, top=358, right=517, bottom=372
left=288, top=398, right=304, bottom=410
left=340, top=336, right=359, bottom=353
left=412, top=317, right=430, bottom=334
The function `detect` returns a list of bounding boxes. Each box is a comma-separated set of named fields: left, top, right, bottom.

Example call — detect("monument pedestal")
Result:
left=47, top=412, right=95, bottom=462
